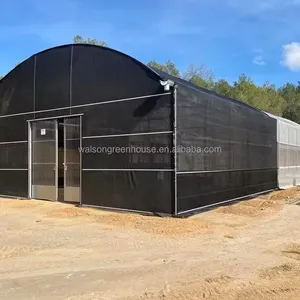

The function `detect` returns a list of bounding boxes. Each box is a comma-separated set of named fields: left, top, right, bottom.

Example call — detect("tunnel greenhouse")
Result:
left=0, top=44, right=297, bottom=216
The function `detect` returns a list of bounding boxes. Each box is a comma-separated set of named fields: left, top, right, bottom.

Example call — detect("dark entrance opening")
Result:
left=58, top=118, right=65, bottom=202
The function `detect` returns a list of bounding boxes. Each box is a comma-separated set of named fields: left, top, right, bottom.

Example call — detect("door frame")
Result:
left=28, top=113, right=83, bottom=204
left=27, top=119, right=58, bottom=201
left=63, top=115, right=82, bottom=204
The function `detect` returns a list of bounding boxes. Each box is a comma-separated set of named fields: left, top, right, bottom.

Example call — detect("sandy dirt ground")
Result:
left=1, top=189, right=300, bottom=300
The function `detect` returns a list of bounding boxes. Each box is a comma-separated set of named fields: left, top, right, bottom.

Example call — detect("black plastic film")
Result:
left=0, top=58, right=34, bottom=116
left=176, top=84, right=277, bottom=172
left=71, top=94, right=172, bottom=136
left=177, top=169, right=277, bottom=213
left=0, top=170, right=28, bottom=197
left=72, top=45, right=163, bottom=106
left=0, top=143, right=28, bottom=169
left=0, top=114, right=33, bottom=142
left=35, top=47, right=71, bottom=111
left=34, top=109, right=71, bottom=120
left=82, top=170, right=173, bottom=214
left=82, top=133, right=173, bottom=170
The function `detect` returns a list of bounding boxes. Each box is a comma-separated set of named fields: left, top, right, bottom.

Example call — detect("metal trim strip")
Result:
left=83, top=131, right=173, bottom=139
left=82, top=169, right=174, bottom=172
left=0, top=92, right=171, bottom=119
left=0, top=140, right=27, bottom=145
left=177, top=168, right=277, bottom=175
left=0, top=169, right=28, bottom=171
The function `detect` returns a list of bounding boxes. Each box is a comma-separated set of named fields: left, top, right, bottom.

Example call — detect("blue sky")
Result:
left=1, top=0, right=300, bottom=86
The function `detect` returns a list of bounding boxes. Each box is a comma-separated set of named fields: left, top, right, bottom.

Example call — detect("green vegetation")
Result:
left=73, top=35, right=107, bottom=47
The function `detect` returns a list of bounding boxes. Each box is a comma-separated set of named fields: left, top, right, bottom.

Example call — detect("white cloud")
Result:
left=253, top=55, right=266, bottom=65
left=281, top=42, right=300, bottom=71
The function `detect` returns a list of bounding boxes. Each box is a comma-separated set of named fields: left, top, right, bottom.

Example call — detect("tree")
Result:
left=231, top=75, right=285, bottom=116
left=214, top=79, right=234, bottom=98
left=232, top=74, right=259, bottom=107
left=146, top=60, right=286, bottom=118
left=147, top=60, right=180, bottom=77
left=279, top=82, right=300, bottom=123
left=73, top=35, right=107, bottom=47
left=183, top=64, right=215, bottom=89
left=261, top=82, right=285, bottom=117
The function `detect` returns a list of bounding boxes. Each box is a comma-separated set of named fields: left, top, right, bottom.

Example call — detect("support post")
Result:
left=173, top=85, right=178, bottom=216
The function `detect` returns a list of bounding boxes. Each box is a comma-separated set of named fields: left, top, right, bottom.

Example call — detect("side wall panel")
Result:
left=0, top=143, right=28, bottom=169
left=0, top=114, right=32, bottom=142
left=0, top=57, right=34, bottom=197
left=177, top=170, right=277, bottom=212
left=176, top=84, right=278, bottom=214
left=82, top=135, right=173, bottom=170
left=71, top=96, right=172, bottom=136
left=0, top=170, right=28, bottom=198
left=82, top=171, right=173, bottom=213
left=277, top=119, right=300, bottom=188
left=0, top=114, right=33, bottom=198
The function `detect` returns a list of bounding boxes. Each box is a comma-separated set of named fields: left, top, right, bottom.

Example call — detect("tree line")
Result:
left=1, top=35, right=300, bottom=123
left=147, top=60, right=300, bottom=123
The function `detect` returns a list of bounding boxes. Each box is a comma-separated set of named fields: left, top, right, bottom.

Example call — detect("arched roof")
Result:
left=265, top=112, right=300, bottom=129
left=0, top=44, right=167, bottom=117
left=0, top=43, right=163, bottom=83
left=1, top=43, right=287, bottom=124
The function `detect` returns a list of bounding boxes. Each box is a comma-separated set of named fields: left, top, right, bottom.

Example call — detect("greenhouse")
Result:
left=0, top=44, right=293, bottom=216
left=266, top=113, right=300, bottom=189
